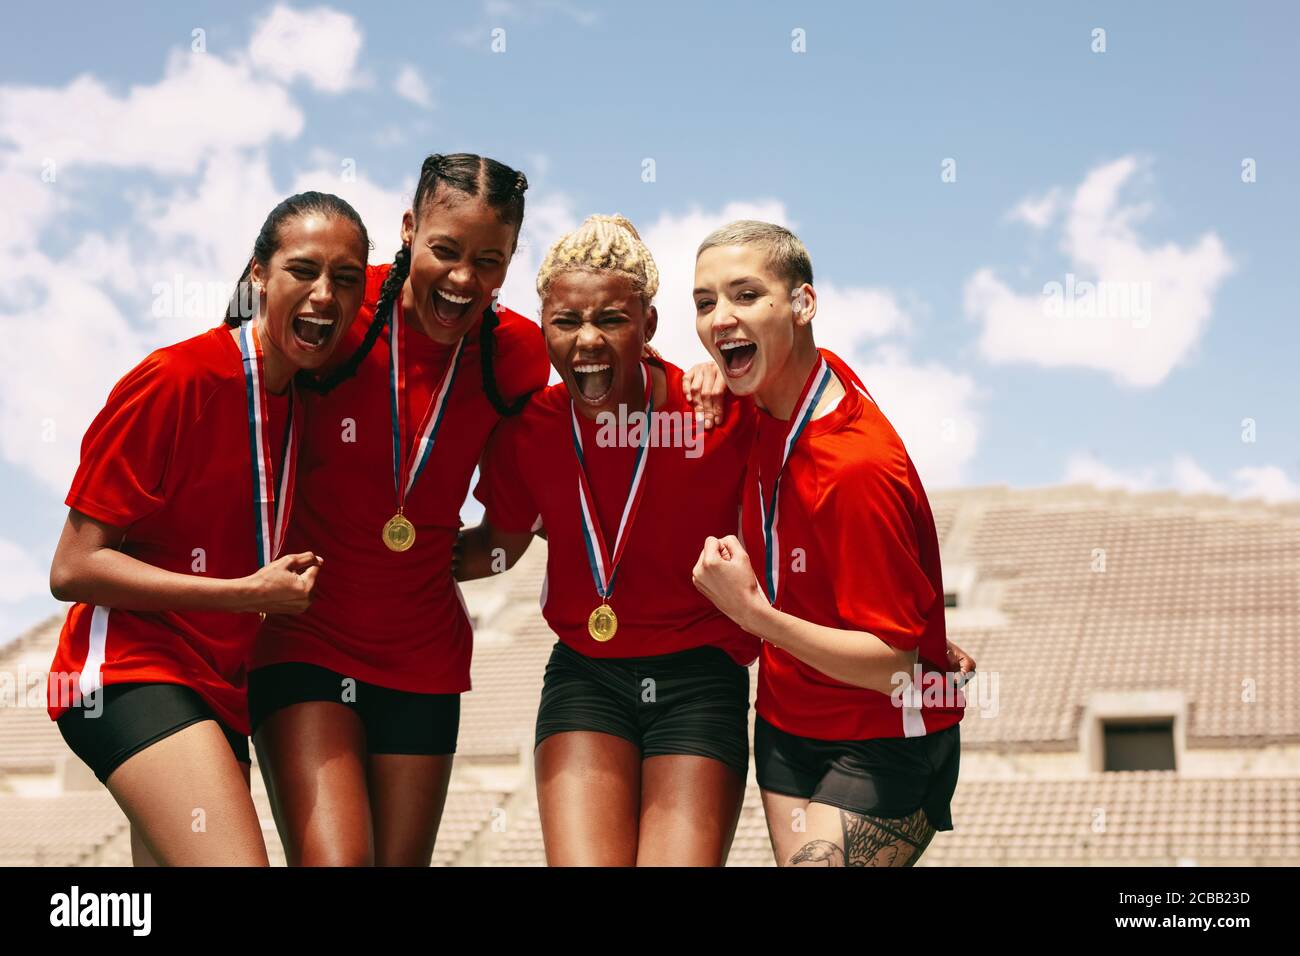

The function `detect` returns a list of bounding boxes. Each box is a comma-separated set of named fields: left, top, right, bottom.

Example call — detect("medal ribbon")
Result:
left=389, top=298, right=465, bottom=510
left=570, top=361, right=654, bottom=601
left=758, top=354, right=833, bottom=604
left=239, top=319, right=301, bottom=568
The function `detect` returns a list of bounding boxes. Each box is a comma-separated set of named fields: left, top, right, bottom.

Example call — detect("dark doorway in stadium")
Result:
left=1101, top=719, right=1177, bottom=771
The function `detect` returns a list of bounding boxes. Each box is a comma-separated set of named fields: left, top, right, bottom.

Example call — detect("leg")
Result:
left=105, top=720, right=267, bottom=867
left=368, top=754, right=454, bottom=867
left=253, top=702, right=373, bottom=866
left=129, top=759, right=252, bottom=867
left=759, top=789, right=814, bottom=866
left=535, top=731, right=641, bottom=866
left=636, top=755, right=745, bottom=866
left=787, top=802, right=937, bottom=867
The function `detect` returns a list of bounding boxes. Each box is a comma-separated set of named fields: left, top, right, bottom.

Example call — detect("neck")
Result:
left=260, top=335, right=293, bottom=394
left=755, top=336, right=819, bottom=421
left=230, top=324, right=292, bottom=394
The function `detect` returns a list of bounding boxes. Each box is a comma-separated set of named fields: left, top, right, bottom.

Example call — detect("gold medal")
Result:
left=382, top=512, right=416, bottom=552
left=588, top=603, right=618, bottom=642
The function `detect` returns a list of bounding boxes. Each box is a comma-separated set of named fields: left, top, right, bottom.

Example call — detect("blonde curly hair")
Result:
left=536, top=214, right=660, bottom=304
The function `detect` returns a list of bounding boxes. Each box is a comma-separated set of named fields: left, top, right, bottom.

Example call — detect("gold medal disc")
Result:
left=588, top=603, right=618, bottom=642
left=382, top=513, right=416, bottom=552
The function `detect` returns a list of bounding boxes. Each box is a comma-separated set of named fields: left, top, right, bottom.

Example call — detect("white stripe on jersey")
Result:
left=78, top=605, right=110, bottom=698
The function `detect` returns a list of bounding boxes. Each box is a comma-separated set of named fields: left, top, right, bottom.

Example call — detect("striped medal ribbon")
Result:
left=758, top=355, right=834, bottom=605
left=384, top=298, right=466, bottom=553
left=570, top=361, right=654, bottom=642
left=239, top=319, right=301, bottom=575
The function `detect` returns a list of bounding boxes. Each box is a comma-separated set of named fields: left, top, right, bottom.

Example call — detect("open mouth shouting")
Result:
left=292, top=313, right=338, bottom=351
left=718, top=337, right=758, bottom=378
left=572, top=358, right=615, bottom=405
left=430, top=287, right=476, bottom=328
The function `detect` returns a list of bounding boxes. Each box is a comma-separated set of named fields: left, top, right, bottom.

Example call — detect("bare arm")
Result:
left=691, top=534, right=916, bottom=695
left=453, top=518, right=535, bottom=582
left=49, top=508, right=322, bottom=615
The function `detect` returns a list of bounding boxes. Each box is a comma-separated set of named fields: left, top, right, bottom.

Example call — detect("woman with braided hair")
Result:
left=249, top=153, right=551, bottom=866
left=456, top=214, right=758, bottom=865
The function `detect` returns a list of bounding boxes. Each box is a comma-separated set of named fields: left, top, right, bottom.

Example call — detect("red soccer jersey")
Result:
left=475, top=358, right=760, bottom=665
left=47, top=327, right=290, bottom=735
left=744, top=348, right=962, bottom=741
left=252, top=264, right=549, bottom=692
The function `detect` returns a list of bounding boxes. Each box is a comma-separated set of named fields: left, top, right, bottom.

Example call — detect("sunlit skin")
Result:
left=541, top=270, right=667, bottom=419
left=242, top=213, right=368, bottom=393
left=692, top=243, right=842, bottom=420
left=399, top=188, right=517, bottom=345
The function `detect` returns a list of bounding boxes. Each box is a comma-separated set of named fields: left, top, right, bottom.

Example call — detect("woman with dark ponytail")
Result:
left=249, top=153, right=552, bottom=866
left=46, top=192, right=369, bottom=865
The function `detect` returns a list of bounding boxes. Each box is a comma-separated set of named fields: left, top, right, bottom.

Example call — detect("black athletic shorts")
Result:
left=57, top=682, right=250, bottom=784
left=535, top=641, right=750, bottom=779
left=248, top=661, right=460, bottom=756
left=754, top=715, right=960, bottom=830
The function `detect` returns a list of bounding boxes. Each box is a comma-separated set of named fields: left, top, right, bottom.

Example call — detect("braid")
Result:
left=536, top=213, right=659, bottom=303
left=298, top=244, right=410, bottom=394
left=479, top=305, right=531, bottom=417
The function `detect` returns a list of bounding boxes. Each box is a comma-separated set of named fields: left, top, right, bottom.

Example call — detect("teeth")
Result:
left=437, top=289, right=473, bottom=305
left=574, top=363, right=611, bottom=373
left=297, top=315, right=335, bottom=326
left=719, top=340, right=753, bottom=350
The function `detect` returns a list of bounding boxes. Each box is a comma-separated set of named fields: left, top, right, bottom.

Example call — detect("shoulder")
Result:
left=481, top=304, right=549, bottom=395
left=123, top=327, right=235, bottom=397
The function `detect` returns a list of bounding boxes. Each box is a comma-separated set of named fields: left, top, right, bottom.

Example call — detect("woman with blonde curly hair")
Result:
left=456, top=214, right=757, bottom=865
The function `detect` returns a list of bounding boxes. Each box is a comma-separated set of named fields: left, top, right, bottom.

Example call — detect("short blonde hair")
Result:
left=696, top=219, right=813, bottom=290
left=536, top=214, right=660, bottom=303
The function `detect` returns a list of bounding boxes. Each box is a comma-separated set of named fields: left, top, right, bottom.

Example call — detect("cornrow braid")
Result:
left=300, top=153, right=534, bottom=417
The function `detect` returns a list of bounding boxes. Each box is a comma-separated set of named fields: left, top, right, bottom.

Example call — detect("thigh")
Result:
left=367, top=754, right=454, bottom=867
left=535, top=731, right=641, bottom=866
left=637, top=754, right=745, bottom=867
left=788, top=801, right=936, bottom=867
left=253, top=701, right=373, bottom=866
left=760, top=789, right=814, bottom=866
left=107, top=720, right=266, bottom=867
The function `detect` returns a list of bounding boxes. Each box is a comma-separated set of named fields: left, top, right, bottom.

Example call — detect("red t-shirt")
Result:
left=252, top=264, right=549, bottom=692
left=745, top=348, right=963, bottom=741
left=47, top=326, right=290, bottom=735
left=475, top=358, right=760, bottom=665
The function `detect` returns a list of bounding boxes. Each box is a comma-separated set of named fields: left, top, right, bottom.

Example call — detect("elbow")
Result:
left=49, top=560, right=77, bottom=604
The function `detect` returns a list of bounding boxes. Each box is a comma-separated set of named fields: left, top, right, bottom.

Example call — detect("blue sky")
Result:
left=1, top=1, right=1296, bottom=638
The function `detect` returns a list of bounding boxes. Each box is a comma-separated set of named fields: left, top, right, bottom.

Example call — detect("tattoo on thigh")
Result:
left=787, top=839, right=844, bottom=866
left=840, top=807, right=936, bottom=867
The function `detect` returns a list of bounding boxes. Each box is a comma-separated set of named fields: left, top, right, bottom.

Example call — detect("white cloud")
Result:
left=0, top=538, right=46, bottom=604
left=1005, top=187, right=1061, bottom=230
left=393, top=65, right=433, bottom=108
left=966, top=156, right=1235, bottom=388
left=1064, top=452, right=1155, bottom=493
left=0, top=52, right=303, bottom=175
left=0, top=255, right=148, bottom=493
left=1063, top=453, right=1300, bottom=503
left=247, top=5, right=364, bottom=93
left=1170, top=455, right=1224, bottom=496
left=1232, top=465, right=1300, bottom=503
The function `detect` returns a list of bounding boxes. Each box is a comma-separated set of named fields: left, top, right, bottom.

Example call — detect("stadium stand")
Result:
left=2, top=484, right=1297, bottom=865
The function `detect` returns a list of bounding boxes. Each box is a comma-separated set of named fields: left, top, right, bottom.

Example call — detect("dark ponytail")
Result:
left=301, top=152, right=532, bottom=416
left=225, top=191, right=369, bottom=328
